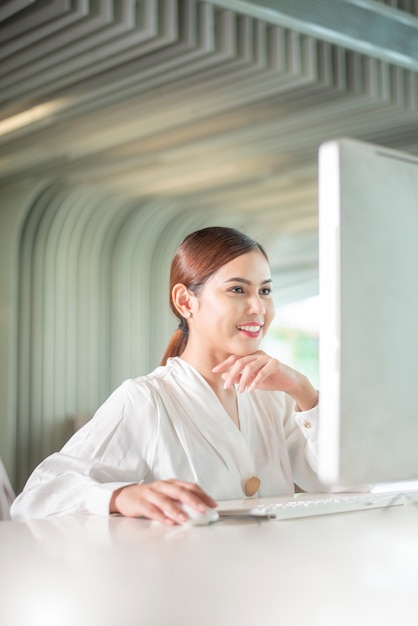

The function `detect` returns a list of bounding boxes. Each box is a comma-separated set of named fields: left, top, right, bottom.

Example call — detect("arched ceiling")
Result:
left=1, top=0, right=417, bottom=300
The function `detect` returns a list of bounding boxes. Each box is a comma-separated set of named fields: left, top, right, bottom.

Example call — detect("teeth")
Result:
left=238, top=325, right=261, bottom=332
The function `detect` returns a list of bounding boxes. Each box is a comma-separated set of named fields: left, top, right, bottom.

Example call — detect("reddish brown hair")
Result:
left=160, top=226, right=268, bottom=365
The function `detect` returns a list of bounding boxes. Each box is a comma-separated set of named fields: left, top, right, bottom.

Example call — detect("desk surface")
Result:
left=1, top=502, right=418, bottom=626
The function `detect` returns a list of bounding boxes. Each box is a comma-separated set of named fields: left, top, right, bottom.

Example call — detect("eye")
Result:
left=229, top=286, right=245, bottom=294
left=260, top=287, right=272, bottom=296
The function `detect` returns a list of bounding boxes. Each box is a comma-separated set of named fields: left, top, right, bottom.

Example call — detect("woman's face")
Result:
left=188, top=250, right=275, bottom=360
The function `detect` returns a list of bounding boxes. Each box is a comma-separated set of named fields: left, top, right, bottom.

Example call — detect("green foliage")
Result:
left=262, top=326, right=319, bottom=389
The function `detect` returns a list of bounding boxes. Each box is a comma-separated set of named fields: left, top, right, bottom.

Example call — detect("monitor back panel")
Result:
left=318, top=138, right=418, bottom=487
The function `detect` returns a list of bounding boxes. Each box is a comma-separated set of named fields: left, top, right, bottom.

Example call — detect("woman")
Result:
left=11, top=226, right=323, bottom=524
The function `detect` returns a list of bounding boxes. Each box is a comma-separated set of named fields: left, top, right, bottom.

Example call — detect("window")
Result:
left=262, top=295, right=319, bottom=389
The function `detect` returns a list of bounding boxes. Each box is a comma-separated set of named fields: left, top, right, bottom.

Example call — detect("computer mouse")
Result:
left=179, top=504, right=219, bottom=526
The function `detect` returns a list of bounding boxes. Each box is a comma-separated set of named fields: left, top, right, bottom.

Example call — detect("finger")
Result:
left=118, top=481, right=218, bottom=525
left=211, top=354, right=240, bottom=373
left=145, top=480, right=217, bottom=517
left=225, top=355, right=269, bottom=391
left=165, top=480, right=218, bottom=509
left=214, top=350, right=266, bottom=371
left=221, top=355, right=259, bottom=388
left=144, top=483, right=217, bottom=524
left=221, top=371, right=240, bottom=389
left=236, top=357, right=271, bottom=392
left=113, top=485, right=180, bottom=523
left=137, top=500, right=180, bottom=525
left=248, top=359, right=280, bottom=391
left=126, top=485, right=190, bottom=524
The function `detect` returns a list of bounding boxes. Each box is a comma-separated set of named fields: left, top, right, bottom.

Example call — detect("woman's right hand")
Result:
left=109, top=479, right=217, bottom=525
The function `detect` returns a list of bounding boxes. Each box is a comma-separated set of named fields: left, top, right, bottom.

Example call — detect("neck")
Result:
left=179, top=347, right=229, bottom=395
left=179, top=348, right=240, bottom=428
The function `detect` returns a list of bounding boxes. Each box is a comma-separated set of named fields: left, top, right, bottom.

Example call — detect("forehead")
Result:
left=209, top=250, right=271, bottom=282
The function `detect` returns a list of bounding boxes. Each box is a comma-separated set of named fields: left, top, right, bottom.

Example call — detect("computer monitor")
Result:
left=318, top=138, right=418, bottom=489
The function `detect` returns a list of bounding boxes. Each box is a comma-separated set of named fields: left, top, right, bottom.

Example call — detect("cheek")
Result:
left=264, top=301, right=275, bottom=330
left=195, top=298, right=229, bottom=324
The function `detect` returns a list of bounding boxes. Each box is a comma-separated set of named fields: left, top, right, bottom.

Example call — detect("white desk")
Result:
left=1, top=502, right=417, bottom=626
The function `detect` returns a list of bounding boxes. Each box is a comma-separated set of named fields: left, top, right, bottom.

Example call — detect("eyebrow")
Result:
left=223, top=277, right=272, bottom=285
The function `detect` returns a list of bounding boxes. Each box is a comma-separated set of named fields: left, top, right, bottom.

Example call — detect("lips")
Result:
left=237, top=324, right=263, bottom=333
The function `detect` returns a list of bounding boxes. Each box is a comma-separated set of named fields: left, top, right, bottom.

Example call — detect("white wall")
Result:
left=0, top=182, right=42, bottom=486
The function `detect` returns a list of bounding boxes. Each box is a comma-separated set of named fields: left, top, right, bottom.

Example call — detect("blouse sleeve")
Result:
left=283, top=395, right=331, bottom=492
left=10, top=380, right=158, bottom=520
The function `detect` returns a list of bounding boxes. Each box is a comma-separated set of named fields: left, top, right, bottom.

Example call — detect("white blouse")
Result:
left=11, top=357, right=326, bottom=520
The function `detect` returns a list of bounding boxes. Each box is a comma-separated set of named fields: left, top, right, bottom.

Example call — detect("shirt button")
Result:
left=303, top=420, right=312, bottom=429
left=244, top=477, right=261, bottom=497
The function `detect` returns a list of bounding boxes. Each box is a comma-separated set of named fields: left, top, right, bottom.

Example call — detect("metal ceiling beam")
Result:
left=206, top=0, right=418, bottom=72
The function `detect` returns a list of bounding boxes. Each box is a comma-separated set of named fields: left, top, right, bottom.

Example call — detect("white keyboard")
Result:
left=218, top=490, right=418, bottom=521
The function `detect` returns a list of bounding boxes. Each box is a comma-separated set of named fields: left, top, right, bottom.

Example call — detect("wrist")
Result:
left=109, top=485, right=126, bottom=514
left=291, top=376, right=319, bottom=412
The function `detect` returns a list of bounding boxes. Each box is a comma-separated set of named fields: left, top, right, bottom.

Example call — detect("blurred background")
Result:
left=0, top=0, right=417, bottom=491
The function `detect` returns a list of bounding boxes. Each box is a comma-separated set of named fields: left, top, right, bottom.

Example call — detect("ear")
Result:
left=172, top=283, right=193, bottom=318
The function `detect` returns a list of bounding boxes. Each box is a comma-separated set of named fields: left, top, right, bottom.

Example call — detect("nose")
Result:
left=247, top=294, right=266, bottom=315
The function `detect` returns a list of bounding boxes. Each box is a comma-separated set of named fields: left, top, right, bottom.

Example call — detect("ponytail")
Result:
left=160, top=319, right=189, bottom=366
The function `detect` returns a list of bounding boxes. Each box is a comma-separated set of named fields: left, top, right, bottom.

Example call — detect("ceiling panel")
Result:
left=0, top=0, right=417, bottom=298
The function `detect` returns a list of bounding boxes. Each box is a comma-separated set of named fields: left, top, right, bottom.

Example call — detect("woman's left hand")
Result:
left=212, top=351, right=318, bottom=411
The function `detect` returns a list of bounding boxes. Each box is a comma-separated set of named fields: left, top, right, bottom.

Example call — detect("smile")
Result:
left=237, top=324, right=263, bottom=332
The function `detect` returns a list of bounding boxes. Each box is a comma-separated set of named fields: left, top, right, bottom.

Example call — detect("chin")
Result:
left=235, top=343, right=261, bottom=356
